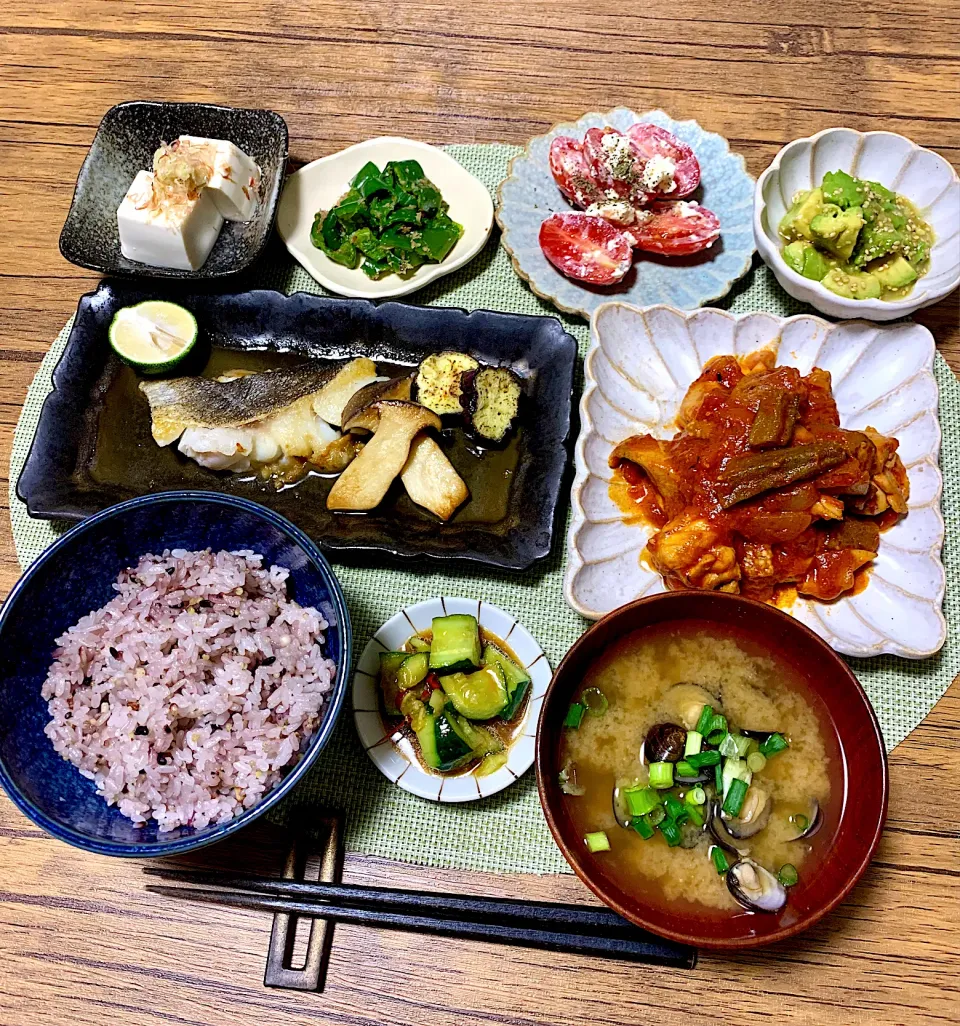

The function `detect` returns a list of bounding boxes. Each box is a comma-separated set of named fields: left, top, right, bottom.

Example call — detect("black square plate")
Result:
left=17, top=283, right=577, bottom=571
left=59, top=101, right=288, bottom=279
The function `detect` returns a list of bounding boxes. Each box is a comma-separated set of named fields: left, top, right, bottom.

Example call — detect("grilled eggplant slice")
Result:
left=415, top=351, right=479, bottom=416
left=470, top=367, right=522, bottom=444
left=400, top=435, right=469, bottom=520
left=327, top=401, right=441, bottom=511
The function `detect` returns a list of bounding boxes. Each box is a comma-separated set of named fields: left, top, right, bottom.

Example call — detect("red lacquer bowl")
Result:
left=536, top=591, right=888, bottom=950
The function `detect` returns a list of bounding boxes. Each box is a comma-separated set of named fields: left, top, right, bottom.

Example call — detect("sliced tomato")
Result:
left=548, top=136, right=605, bottom=209
left=581, top=127, right=647, bottom=202
left=627, top=123, right=701, bottom=198
left=539, top=213, right=633, bottom=285
left=631, top=202, right=721, bottom=256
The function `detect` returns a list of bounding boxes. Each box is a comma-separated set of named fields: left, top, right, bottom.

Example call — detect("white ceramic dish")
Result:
left=352, top=597, right=551, bottom=802
left=277, top=137, right=494, bottom=299
left=755, top=127, right=960, bottom=321
left=564, top=302, right=946, bottom=659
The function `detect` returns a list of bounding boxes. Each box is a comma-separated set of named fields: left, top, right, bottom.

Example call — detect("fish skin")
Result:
left=140, top=363, right=341, bottom=445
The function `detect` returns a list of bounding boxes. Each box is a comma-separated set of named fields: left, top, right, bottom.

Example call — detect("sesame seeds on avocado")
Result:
left=778, top=170, right=933, bottom=301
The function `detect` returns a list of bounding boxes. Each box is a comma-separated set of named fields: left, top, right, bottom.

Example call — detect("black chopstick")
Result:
left=146, top=883, right=696, bottom=967
left=143, top=866, right=642, bottom=936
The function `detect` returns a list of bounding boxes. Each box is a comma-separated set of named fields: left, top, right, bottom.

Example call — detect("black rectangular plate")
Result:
left=18, top=282, right=577, bottom=571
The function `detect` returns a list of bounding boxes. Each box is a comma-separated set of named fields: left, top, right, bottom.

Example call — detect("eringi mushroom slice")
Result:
left=400, top=435, right=469, bottom=521
left=340, top=373, right=414, bottom=429
left=327, top=401, right=441, bottom=512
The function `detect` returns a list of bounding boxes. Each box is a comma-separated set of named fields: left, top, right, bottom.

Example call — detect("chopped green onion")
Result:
left=790, top=813, right=809, bottom=833
left=722, top=778, right=749, bottom=817
left=718, top=733, right=741, bottom=758
left=663, top=795, right=690, bottom=825
left=563, top=703, right=585, bottom=729
left=746, top=751, right=767, bottom=773
left=646, top=806, right=666, bottom=827
left=684, top=731, right=703, bottom=757
left=709, top=713, right=728, bottom=735
left=675, top=759, right=697, bottom=778
left=581, top=687, right=608, bottom=717
left=695, top=705, right=714, bottom=736
left=685, top=750, right=720, bottom=769
left=759, top=732, right=789, bottom=757
left=721, top=756, right=751, bottom=798
left=778, top=863, right=799, bottom=887
left=584, top=831, right=610, bottom=853
left=648, top=761, right=674, bottom=789
left=658, top=819, right=682, bottom=847
left=711, top=846, right=731, bottom=874
left=685, top=802, right=704, bottom=827
left=707, top=729, right=727, bottom=746
left=630, top=816, right=654, bottom=839
left=734, top=734, right=752, bottom=757
left=624, top=786, right=661, bottom=817
left=714, top=762, right=724, bottom=792
left=685, top=786, right=706, bottom=806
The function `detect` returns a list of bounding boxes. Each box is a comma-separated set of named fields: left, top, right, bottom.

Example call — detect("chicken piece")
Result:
left=810, top=495, right=844, bottom=520
left=865, top=426, right=910, bottom=514
left=798, top=548, right=876, bottom=601
left=740, top=542, right=775, bottom=579
left=645, top=513, right=741, bottom=592
left=610, top=435, right=687, bottom=517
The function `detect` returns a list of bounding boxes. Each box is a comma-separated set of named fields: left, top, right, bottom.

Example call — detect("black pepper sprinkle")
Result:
left=260, top=656, right=276, bottom=667
left=165, top=567, right=175, bottom=575
left=134, top=726, right=148, bottom=736
left=198, top=600, right=212, bottom=609
left=164, top=725, right=172, bottom=733
left=82, top=677, right=92, bottom=686
left=109, top=647, right=119, bottom=659
left=157, top=754, right=168, bottom=765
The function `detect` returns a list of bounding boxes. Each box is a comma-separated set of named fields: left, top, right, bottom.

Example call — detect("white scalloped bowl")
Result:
left=755, top=128, right=960, bottom=321
left=564, top=302, right=946, bottom=659
left=352, top=597, right=551, bottom=802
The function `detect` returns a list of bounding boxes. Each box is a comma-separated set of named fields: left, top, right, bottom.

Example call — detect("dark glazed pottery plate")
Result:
left=18, top=283, right=577, bottom=570
left=59, top=101, right=288, bottom=278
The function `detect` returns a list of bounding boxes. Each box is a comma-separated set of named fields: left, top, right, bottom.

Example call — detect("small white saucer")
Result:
left=352, top=596, right=550, bottom=802
left=277, top=137, right=494, bottom=299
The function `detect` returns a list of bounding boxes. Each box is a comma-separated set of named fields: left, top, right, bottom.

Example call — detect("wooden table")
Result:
left=1, top=3, right=959, bottom=1024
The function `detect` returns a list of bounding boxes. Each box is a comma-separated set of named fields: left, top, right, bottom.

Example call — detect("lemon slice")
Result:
left=108, top=300, right=198, bottom=373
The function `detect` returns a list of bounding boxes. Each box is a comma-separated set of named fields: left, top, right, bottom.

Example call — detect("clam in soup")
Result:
left=559, top=620, right=834, bottom=914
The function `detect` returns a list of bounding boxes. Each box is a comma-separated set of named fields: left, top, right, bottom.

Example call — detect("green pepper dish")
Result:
left=311, top=159, right=464, bottom=280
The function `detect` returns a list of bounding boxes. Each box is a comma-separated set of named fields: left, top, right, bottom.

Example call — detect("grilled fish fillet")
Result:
left=140, top=358, right=380, bottom=473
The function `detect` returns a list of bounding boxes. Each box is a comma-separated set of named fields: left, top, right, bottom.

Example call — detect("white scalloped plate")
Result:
left=352, top=597, right=551, bottom=802
left=564, top=303, right=946, bottom=659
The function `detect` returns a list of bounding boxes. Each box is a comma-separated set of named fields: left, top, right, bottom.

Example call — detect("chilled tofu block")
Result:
left=176, top=136, right=261, bottom=221
left=117, top=170, right=224, bottom=271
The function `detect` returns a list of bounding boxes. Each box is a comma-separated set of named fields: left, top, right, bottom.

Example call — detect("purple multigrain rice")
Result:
left=41, top=549, right=336, bottom=832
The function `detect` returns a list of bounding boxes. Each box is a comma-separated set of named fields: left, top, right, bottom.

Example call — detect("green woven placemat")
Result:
left=9, top=144, right=958, bottom=874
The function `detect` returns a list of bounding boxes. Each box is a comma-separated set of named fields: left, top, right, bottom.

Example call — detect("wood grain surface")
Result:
left=1, top=3, right=958, bottom=1024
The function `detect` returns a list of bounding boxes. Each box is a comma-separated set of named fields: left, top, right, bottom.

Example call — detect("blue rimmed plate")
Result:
left=352, top=597, right=551, bottom=802
left=496, top=108, right=756, bottom=320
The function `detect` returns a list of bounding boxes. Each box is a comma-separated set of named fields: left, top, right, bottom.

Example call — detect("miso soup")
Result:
left=559, top=620, right=836, bottom=915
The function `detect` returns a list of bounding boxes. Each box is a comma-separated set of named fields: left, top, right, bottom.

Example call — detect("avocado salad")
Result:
left=378, top=613, right=531, bottom=777
left=312, top=158, right=464, bottom=280
left=778, top=169, right=933, bottom=300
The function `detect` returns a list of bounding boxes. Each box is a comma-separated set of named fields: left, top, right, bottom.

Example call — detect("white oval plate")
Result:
left=564, top=302, right=946, bottom=659
left=277, top=137, right=494, bottom=299
left=352, top=597, right=551, bottom=802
